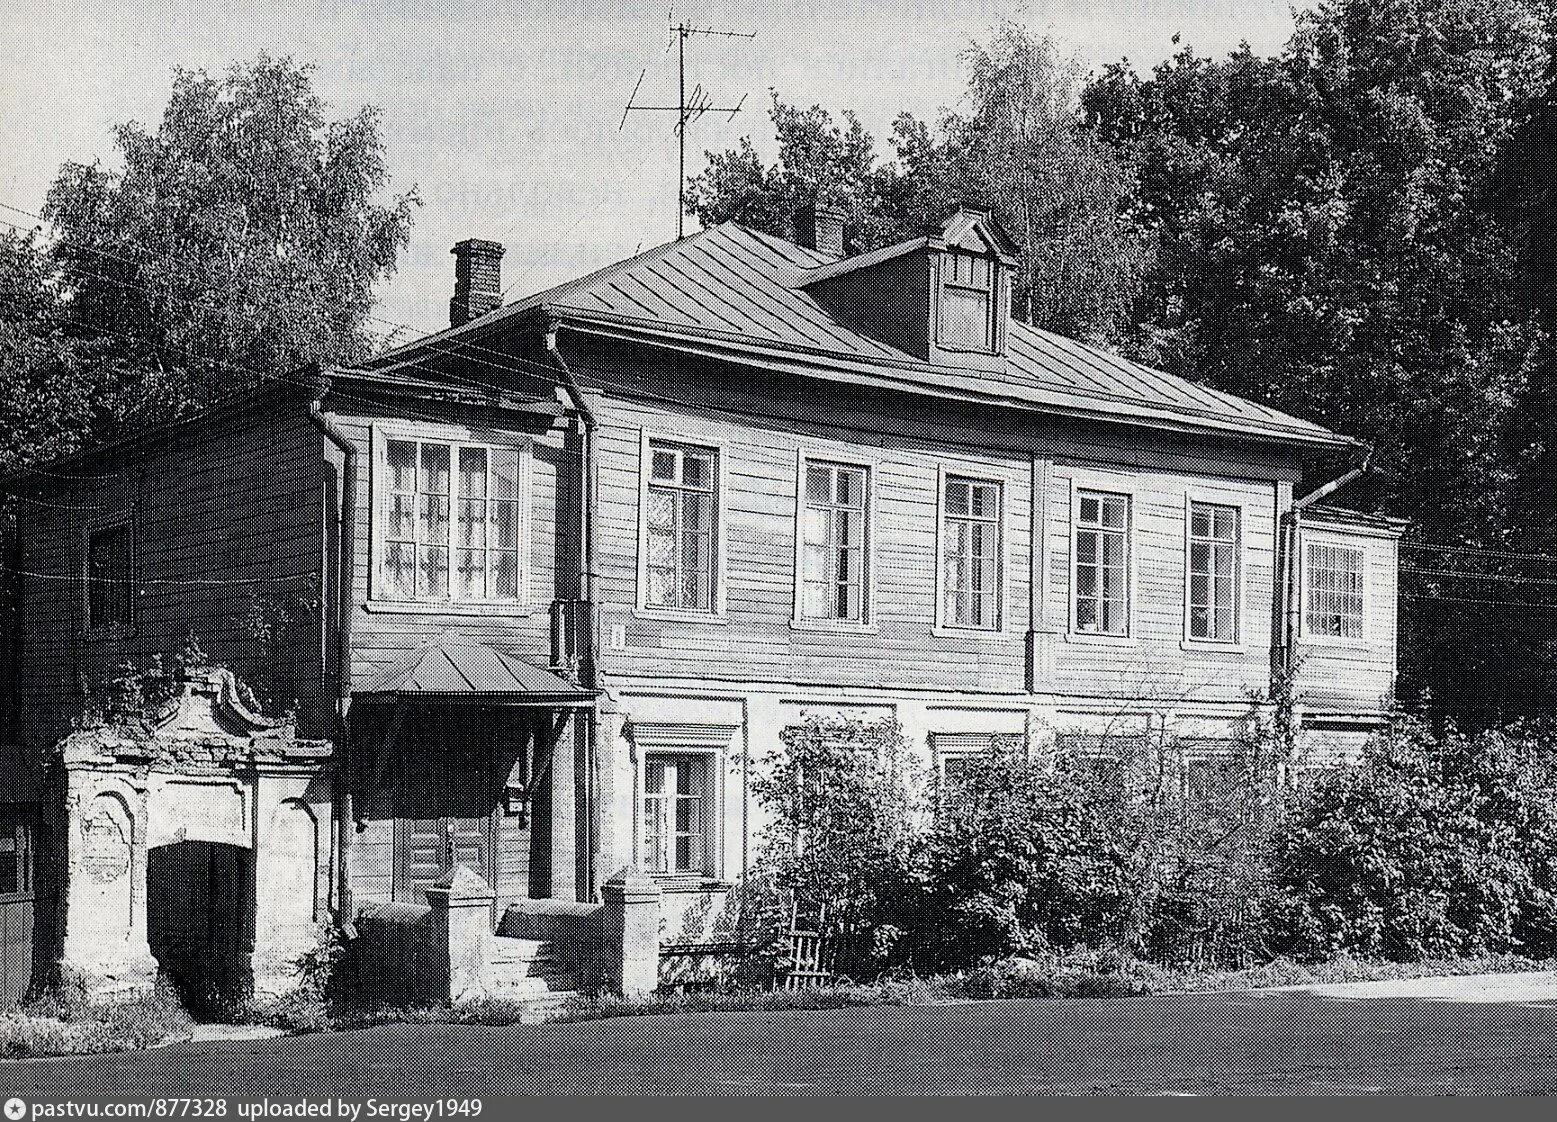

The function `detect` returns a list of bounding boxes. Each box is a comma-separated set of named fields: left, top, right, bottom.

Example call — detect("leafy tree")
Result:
left=688, top=24, right=1146, bottom=343
left=41, top=54, right=418, bottom=432
left=0, top=228, right=99, bottom=476
left=1085, top=1, right=1550, bottom=544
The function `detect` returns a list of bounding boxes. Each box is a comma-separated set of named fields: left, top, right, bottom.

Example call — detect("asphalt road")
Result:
left=7, top=984, right=1557, bottom=1096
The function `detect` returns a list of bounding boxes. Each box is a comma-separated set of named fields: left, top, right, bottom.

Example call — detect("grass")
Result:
left=0, top=980, right=193, bottom=1059
left=8, top=951, right=1556, bottom=1053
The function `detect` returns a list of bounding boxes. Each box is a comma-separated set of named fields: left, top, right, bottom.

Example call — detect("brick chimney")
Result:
left=449, top=239, right=505, bottom=327
left=793, top=202, right=846, bottom=259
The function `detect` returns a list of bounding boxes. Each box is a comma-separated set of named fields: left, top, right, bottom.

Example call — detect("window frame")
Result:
left=81, top=516, right=136, bottom=639
left=635, top=431, right=728, bottom=621
left=369, top=421, right=533, bottom=611
left=935, top=248, right=998, bottom=354
left=791, top=450, right=877, bottom=632
left=1181, top=494, right=1247, bottom=650
left=934, top=466, right=1007, bottom=633
left=1067, top=478, right=1136, bottom=644
left=639, top=750, right=720, bottom=880
left=1300, top=532, right=1370, bottom=646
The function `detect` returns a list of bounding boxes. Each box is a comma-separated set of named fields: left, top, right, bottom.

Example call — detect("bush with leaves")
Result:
left=747, top=715, right=922, bottom=977
left=912, top=742, right=1149, bottom=972
left=1270, top=720, right=1557, bottom=961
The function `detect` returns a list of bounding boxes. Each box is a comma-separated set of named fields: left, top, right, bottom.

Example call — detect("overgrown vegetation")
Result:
left=743, top=713, right=1557, bottom=982
left=0, top=974, right=192, bottom=1058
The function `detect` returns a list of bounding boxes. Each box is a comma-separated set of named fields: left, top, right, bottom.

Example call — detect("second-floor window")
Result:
left=644, top=441, right=718, bottom=612
left=1304, top=541, right=1365, bottom=639
left=1074, top=490, right=1130, bottom=636
left=801, top=461, right=869, bottom=623
left=381, top=437, right=524, bottom=602
left=86, top=522, right=133, bottom=631
left=942, top=476, right=1002, bottom=629
left=1187, top=502, right=1240, bottom=642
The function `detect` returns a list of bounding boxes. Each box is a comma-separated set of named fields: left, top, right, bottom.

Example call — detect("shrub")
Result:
left=1270, top=720, right=1557, bottom=961
left=912, top=745, right=1147, bottom=972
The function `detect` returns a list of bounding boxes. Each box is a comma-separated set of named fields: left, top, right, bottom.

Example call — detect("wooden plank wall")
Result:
left=14, top=394, right=328, bottom=756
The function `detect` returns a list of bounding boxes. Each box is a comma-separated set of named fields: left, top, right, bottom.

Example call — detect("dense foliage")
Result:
left=749, top=715, right=1557, bottom=981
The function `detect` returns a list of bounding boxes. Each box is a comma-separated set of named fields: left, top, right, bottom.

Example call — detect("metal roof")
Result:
left=357, top=636, right=593, bottom=704
left=372, top=222, right=1353, bottom=449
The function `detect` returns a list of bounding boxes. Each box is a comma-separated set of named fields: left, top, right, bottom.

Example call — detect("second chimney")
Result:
left=450, top=239, right=506, bottom=327
left=793, top=202, right=846, bottom=259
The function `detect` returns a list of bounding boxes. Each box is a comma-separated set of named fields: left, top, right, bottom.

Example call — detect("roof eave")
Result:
left=553, top=312, right=1356, bottom=452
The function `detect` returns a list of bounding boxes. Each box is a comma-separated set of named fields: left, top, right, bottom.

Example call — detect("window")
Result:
left=801, top=461, right=869, bottom=623
left=86, top=523, right=132, bottom=631
left=1187, top=502, right=1240, bottom=642
left=644, top=441, right=718, bottom=612
left=1056, top=731, right=1146, bottom=787
left=1304, top=541, right=1365, bottom=639
left=941, top=476, right=1002, bottom=629
left=0, top=807, right=33, bottom=898
left=1074, top=490, right=1130, bottom=636
left=939, top=250, right=994, bottom=350
left=380, top=436, right=523, bottom=602
left=642, top=754, right=713, bottom=876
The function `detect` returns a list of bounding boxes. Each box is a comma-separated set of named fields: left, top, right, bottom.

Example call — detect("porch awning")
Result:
left=355, top=636, right=594, bottom=706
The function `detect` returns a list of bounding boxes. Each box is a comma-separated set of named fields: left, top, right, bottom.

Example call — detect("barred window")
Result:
left=1187, top=502, right=1239, bottom=642
left=1304, top=542, right=1365, bottom=639
left=86, top=523, right=132, bottom=631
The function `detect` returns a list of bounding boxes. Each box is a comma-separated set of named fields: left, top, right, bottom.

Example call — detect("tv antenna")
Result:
left=620, top=15, right=755, bottom=237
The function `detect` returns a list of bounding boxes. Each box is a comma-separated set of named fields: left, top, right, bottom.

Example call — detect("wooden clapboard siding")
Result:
left=13, top=392, right=328, bottom=757
left=1044, top=463, right=1279, bottom=705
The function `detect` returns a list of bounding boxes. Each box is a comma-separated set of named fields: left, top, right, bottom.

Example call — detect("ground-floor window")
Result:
left=642, top=753, right=714, bottom=876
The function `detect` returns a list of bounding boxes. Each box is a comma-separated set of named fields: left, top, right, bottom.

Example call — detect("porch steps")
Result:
left=486, top=935, right=581, bottom=998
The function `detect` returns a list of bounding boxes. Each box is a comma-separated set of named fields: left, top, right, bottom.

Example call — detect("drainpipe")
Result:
left=307, top=378, right=357, bottom=925
left=1278, top=447, right=1375, bottom=683
left=543, top=324, right=600, bottom=901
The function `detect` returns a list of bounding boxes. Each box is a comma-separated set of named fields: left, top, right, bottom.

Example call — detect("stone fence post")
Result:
left=601, top=867, right=661, bottom=997
left=425, top=865, right=495, bottom=1003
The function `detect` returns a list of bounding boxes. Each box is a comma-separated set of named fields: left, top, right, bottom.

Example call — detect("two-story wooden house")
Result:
left=0, top=204, right=1401, bottom=1001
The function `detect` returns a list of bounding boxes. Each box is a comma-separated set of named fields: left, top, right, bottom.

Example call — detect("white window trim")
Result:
left=81, top=514, right=136, bottom=639
left=791, top=448, right=878, bottom=633
left=1065, top=472, right=1139, bottom=646
left=933, top=463, right=1010, bottom=635
left=634, top=429, right=729, bottom=622
left=1298, top=529, right=1371, bottom=648
left=368, top=420, right=534, bottom=611
left=1180, top=490, right=1250, bottom=652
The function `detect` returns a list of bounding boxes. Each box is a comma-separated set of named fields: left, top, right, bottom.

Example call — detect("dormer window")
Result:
left=938, top=250, right=995, bottom=351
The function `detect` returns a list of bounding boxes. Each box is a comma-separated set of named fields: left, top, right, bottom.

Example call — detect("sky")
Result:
left=0, top=0, right=1298, bottom=340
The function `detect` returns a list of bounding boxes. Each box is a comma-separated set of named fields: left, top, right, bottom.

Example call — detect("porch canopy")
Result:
left=356, top=635, right=595, bottom=707
left=352, top=636, right=594, bottom=827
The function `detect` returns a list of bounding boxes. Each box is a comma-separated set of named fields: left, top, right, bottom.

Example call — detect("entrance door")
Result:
left=393, top=715, right=496, bottom=908
left=0, top=804, right=35, bottom=1007
left=146, top=840, right=253, bottom=1017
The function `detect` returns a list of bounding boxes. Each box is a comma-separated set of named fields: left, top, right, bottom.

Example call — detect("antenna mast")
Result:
left=620, top=16, right=754, bottom=238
